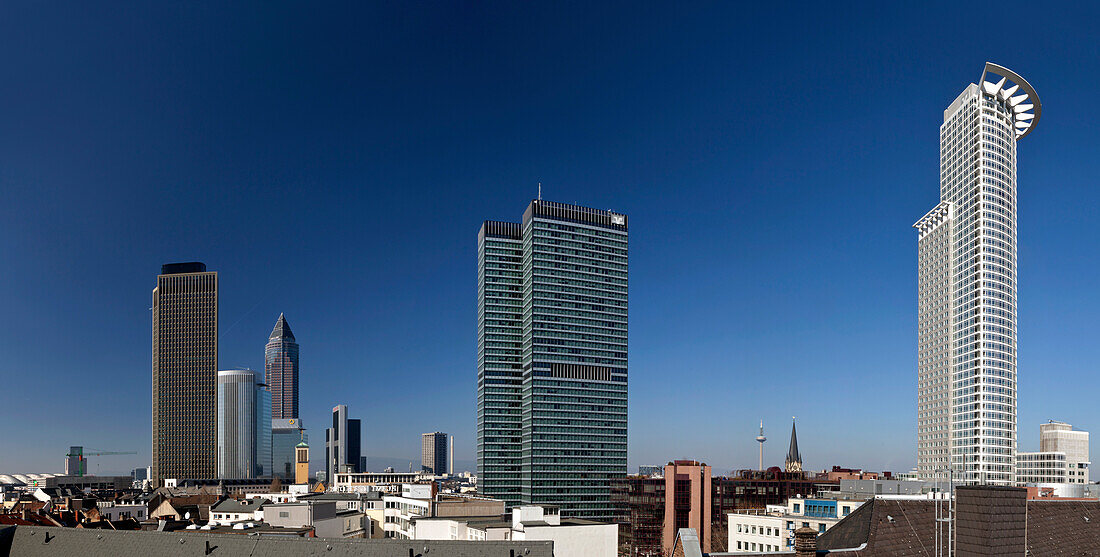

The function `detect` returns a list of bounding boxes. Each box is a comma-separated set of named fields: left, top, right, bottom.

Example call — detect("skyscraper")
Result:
left=477, top=199, right=628, bottom=520
left=915, top=63, right=1040, bottom=485
left=152, top=262, right=218, bottom=486
left=266, top=313, right=299, bottom=420
left=325, top=405, right=362, bottom=482
left=421, top=432, right=449, bottom=475
left=218, top=369, right=258, bottom=479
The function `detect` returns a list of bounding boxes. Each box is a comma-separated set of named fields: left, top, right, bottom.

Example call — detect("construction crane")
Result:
left=65, top=446, right=138, bottom=477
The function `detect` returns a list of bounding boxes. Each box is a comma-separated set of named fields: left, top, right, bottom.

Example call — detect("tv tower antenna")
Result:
left=755, top=420, right=767, bottom=471
left=538, top=182, right=542, bottom=201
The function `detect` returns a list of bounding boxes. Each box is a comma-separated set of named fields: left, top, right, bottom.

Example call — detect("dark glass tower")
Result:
left=266, top=313, right=299, bottom=420
left=152, top=262, right=218, bottom=486
left=477, top=200, right=628, bottom=520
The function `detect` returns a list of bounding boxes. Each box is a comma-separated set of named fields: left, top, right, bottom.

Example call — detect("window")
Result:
left=736, top=541, right=741, bottom=550
left=787, top=521, right=794, bottom=530
left=802, top=522, right=809, bottom=528
left=793, top=503, right=801, bottom=513
left=279, top=512, right=289, bottom=518
left=819, top=524, right=826, bottom=533
left=842, top=506, right=851, bottom=516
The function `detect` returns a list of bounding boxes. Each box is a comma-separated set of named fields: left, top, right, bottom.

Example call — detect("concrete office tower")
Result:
left=1017, top=421, right=1091, bottom=485
left=152, top=262, right=218, bottom=486
left=271, top=418, right=306, bottom=479
left=477, top=200, right=628, bottom=520
left=266, top=314, right=299, bottom=420
left=915, top=63, right=1040, bottom=485
left=324, top=405, right=362, bottom=482
left=421, top=432, right=449, bottom=475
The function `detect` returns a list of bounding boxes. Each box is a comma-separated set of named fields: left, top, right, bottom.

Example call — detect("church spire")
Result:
left=785, top=417, right=802, bottom=473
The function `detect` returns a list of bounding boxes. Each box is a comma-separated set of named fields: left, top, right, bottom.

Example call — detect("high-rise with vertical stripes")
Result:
left=478, top=199, right=628, bottom=520
left=152, top=262, right=218, bottom=486
left=915, top=63, right=1040, bottom=485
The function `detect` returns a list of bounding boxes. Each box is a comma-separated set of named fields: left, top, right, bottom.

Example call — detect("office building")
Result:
left=325, top=405, right=362, bottom=482
left=152, top=262, right=218, bottom=486
left=217, top=369, right=264, bottom=478
left=266, top=313, right=299, bottom=420
left=477, top=199, right=628, bottom=520
left=422, top=432, right=449, bottom=475
left=612, top=467, right=825, bottom=554
left=256, top=382, right=272, bottom=477
left=662, top=460, right=712, bottom=555
left=1016, top=421, right=1090, bottom=485
left=272, top=418, right=306, bottom=480
left=728, top=496, right=865, bottom=553
left=915, top=63, right=1040, bottom=484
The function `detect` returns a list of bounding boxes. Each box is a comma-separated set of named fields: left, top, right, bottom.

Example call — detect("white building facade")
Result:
left=727, top=497, right=864, bottom=553
left=916, top=63, right=1041, bottom=485
left=1017, top=421, right=1090, bottom=485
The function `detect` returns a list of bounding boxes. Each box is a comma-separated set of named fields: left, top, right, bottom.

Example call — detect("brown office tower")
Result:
left=663, top=460, right=712, bottom=555
left=152, top=262, right=218, bottom=486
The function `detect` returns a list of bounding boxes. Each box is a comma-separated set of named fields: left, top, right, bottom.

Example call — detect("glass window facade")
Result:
left=478, top=200, right=628, bottom=520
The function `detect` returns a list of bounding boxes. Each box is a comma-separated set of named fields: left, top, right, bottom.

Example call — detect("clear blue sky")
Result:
left=2, top=2, right=1098, bottom=477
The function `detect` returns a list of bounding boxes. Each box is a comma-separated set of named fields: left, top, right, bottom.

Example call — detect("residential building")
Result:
left=727, top=496, right=865, bottom=553
left=266, top=313, right=299, bottom=420
left=152, top=262, right=218, bottom=486
left=422, top=432, right=449, bottom=475
left=209, top=498, right=268, bottom=526
left=413, top=505, right=618, bottom=557
left=477, top=200, right=628, bottom=520
left=325, top=405, right=362, bottom=482
left=264, top=498, right=368, bottom=538
left=271, top=418, right=306, bottom=480
left=217, top=369, right=270, bottom=479
left=1016, top=421, right=1090, bottom=485
left=383, top=486, right=504, bottom=539
left=915, top=63, right=1041, bottom=485
left=298, top=491, right=385, bottom=538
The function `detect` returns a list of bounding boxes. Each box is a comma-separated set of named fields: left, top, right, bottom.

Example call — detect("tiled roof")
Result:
left=210, top=498, right=269, bottom=513
left=7, top=525, right=555, bottom=556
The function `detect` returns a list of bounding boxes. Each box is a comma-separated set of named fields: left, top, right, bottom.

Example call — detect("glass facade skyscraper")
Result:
left=218, top=369, right=258, bottom=479
left=478, top=199, right=628, bottom=520
left=266, top=313, right=299, bottom=420
left=915, top=63, right=1040, bottom=485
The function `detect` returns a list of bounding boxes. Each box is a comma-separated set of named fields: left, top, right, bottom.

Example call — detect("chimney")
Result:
left=794, top=526, right=818, bottom=557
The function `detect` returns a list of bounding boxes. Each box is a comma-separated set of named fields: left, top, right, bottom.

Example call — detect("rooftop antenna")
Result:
left=538, top=182, right=542, bottom=201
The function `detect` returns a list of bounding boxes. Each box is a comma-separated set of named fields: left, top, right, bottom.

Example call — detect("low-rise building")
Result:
left=1017, top=420, right=1091, bottom=487
left=332, top=471, right=427, bottom=493
left=727, top=496, right=865, bottom=553
left=264, top=499, right=368, bottom=538
left=412, top=505, right=617, bottom=557
left=382, top=486, right=504, bottom=539
left=209, top=498, right=268, bottom=526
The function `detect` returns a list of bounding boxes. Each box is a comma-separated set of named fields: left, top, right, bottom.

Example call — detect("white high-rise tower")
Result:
left=915, top=63, right=1040, bottom=485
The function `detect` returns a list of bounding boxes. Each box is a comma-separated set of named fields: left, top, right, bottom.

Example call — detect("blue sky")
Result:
left=2, top=2, right=1099, bottom=477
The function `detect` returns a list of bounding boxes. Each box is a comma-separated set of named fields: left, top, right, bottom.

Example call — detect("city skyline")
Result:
left=3, top=3, right=1100, bottom=478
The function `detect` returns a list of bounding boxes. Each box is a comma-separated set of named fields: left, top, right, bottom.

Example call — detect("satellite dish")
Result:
left=184, top=511, right=191, bottom=520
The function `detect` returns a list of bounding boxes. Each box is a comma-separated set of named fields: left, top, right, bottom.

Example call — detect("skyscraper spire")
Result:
left=269, top=312, right=295, bottom=341
left=785, top=417, right=802, bottom=473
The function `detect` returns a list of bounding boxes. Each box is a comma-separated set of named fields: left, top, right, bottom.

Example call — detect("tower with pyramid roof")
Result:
left=266, top=313, right=300, bottom=419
